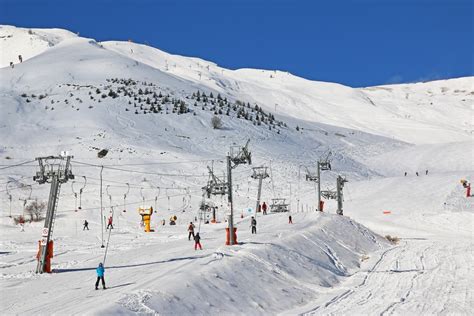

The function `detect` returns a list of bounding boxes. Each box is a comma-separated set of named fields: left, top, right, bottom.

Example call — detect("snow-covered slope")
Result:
left=1, top=25, right=473, bottom=315
left=2, top=25, right=473, bottom=145
left=103, top=40, right=474, bottom=144
left=0, top=25, right=77, bottom=68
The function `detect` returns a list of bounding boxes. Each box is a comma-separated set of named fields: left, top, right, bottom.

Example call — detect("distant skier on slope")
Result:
left=95, top=263, right=106, bottom=290
left=83, top=220, right=89, bottom=230
left=425, top=169, right=429, bottom=175
left=18, top=55, right=23, bottom=63
left=194, top=232, right=202, bottom=250
left=250, top=216, right=257, bottom=234
left=188, top=222, right=195, bottom=240
left=289, top=215, right=293, bottom=224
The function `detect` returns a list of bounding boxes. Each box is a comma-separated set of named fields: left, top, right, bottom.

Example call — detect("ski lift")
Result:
left=305, top=167, right=318, bottom=182
left=270, top=198, right=289, bottom=213
left=320, top=161, right=332, bottom=171
left=71, top=176, right=87, bottom=211
left=122, top=183, right=130, bottom=212
left=179, top=188, right=191, bottom=213
left=5, top=181, right=13, bottom=217
left=18, top=184, right=33, bottom=217
left=140, top=187, right=146, bottom=209
left=321, top=189, right=337, bottom=200
left=229, top=139, right=252, bottom=165
left=186, top=188, right=192, bottom=211
left=251, top=166, right=269, bottom=180
left=154, top=186, right=160, bottom=213
left=106, top=185, right=114, bottom=212
left=204, top=166, right=227, bottom=197
left=198, top=195, right=213, bottom=227
left=319, top=151, right=332, bottom=171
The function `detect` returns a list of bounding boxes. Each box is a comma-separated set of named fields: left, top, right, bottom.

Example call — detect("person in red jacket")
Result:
left=262, top=202, right=267, bottom=215
left=106, top=216, right=113, bottom=230
left=188, top=222, right=195, bottom=241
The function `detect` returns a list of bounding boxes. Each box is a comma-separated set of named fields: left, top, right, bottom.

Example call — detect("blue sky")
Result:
left=1, top=0, right=472, bottom=87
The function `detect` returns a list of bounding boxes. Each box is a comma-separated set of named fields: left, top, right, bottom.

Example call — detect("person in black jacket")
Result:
left=194, top=232, right=202, bottom=250
left=250, top=217, right=257, bottom=234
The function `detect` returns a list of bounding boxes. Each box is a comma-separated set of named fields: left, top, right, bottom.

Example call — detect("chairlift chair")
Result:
left=321, top=190, right=337, bottom=200
left=270, top=198, right=289, bottom=213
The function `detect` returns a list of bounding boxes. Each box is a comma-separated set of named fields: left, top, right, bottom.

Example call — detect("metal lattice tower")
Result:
left=320, top=175, right=348, bottom=215
left=33, top=153, right=74, bottom=273
left=336, top=175, right=348, bottom=215
left=251, top=166, right=269, bottom=218
left=227, top=140, right=251, bottom=244
left=306, top=151, right=332, bottom=212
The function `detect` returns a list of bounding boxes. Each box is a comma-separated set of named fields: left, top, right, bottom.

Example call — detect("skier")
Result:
left=416, top=172, right=419, bottom=177
left=188, top=222, right=195, bottom=240
left=83, top=220, right=89, bottom=230
left=9, top=62, right=14, bottom=68
left=106, top=216, right=113, bottom=230
left=194, top=232, right=202, bottom=250
left=262, top=202, right=267, bottom=215
left=19, top=216, right=25, bottom=232
left=18, top=55, right=22, bottom=63
left=404, top=172, right=407, bottom=177
left=95, top=263, right=106, bottom=290
left=425, top=169, right=429, bottom=175
left=289, top=215, right=293, bottom=224
left=250, top=216, right=257, bottom=234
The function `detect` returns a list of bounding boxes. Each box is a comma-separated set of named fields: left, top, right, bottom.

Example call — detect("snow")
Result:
left=0, top=25, right=473, bottom=315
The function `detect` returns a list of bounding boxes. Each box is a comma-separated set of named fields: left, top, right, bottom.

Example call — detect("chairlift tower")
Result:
left=227, top=140, right=251, bottom=245
left=251, top=166, right=269, bottom=218
left=33, top=153, right=74, bottom=273
left=306, top=152, right=332, bottom=212
left=336, top=175, right=348, bottom=215
left=201, top=140, right=251, bottom=245
left=320, top=175, right=348, bottom=215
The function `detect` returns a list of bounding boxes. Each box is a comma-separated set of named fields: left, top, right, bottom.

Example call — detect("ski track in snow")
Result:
left=301, top=239, right=473, bottom=315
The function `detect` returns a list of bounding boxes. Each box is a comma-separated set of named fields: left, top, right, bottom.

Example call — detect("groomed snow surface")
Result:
left=0, top=25, right=473, bottom=315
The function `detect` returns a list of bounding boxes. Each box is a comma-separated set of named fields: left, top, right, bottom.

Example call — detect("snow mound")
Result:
left=98, top=213, right=387, bottom=315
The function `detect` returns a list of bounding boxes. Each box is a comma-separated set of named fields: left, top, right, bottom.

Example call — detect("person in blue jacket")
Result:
left=95, top=262, right=106, bottom=290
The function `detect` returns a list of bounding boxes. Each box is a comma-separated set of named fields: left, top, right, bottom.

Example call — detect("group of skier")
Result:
left=187, top=222, right=202, bottom=250
left=9, top=55, right=23, bottom=68
left=82, top=216, right=114, bottom=231
left=88, top=201, right=297, bottom=289
left=258, top=201, right=268, bottom=215
left=404, top=170, right=429, bottom=177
